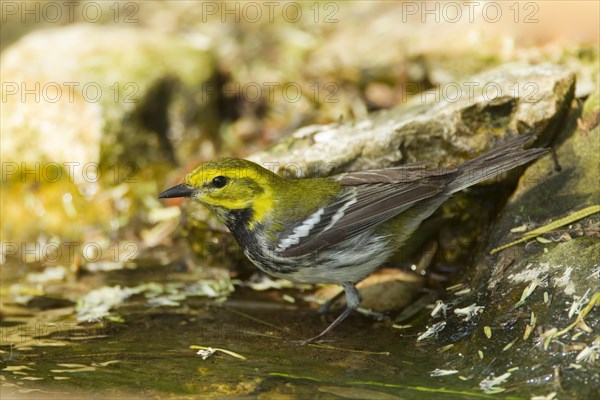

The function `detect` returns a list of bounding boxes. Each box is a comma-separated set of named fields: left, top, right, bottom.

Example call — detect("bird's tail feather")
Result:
left=448, top=133, right=548, bottom=194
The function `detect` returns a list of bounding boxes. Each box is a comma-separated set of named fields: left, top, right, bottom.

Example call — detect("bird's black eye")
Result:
left=212, top=176, right=228, bottom=188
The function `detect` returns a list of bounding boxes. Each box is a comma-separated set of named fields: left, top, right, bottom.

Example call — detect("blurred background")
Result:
left=2, top=0, right=598, bottom=241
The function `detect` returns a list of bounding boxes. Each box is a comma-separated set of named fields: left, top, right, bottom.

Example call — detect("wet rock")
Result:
left=430, top=89, right=599, bottom=397
left=249, top=63, right=575, bottom=178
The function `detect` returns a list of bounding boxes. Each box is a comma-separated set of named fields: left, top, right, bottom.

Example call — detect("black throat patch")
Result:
left=225, top=207, right=253, bottom=228
left=209, top=206, right=254, bottom=236
left=222, top=207, right=265, bottom=259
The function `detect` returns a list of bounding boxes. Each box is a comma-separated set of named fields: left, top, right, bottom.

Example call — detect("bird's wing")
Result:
left=275, top=174, right=451, bottom=258
left=276, top=131, right=545, bottom=258
left=335, top=162, right=455, bottom=184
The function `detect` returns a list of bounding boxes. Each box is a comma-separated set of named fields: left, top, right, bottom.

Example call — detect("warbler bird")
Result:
left=159, top=133, right=547, bottom=342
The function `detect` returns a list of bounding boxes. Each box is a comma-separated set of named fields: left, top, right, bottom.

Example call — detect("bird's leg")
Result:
left=301, top=283, right=361, bottom=344
left=317, top=289, right=345, bottom=314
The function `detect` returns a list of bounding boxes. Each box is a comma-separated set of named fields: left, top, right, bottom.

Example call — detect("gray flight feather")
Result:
left=278, top=132, right=547, bottom=258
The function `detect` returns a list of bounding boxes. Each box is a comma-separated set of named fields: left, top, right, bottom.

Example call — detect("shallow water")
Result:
left=1, top=257, right=495, bottom=400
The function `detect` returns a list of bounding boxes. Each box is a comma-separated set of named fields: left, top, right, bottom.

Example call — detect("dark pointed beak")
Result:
left=158, top=183, right=195, bottom=199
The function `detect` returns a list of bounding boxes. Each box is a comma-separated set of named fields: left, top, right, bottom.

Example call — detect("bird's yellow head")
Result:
left=158, top=158, right=279, bottom=226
